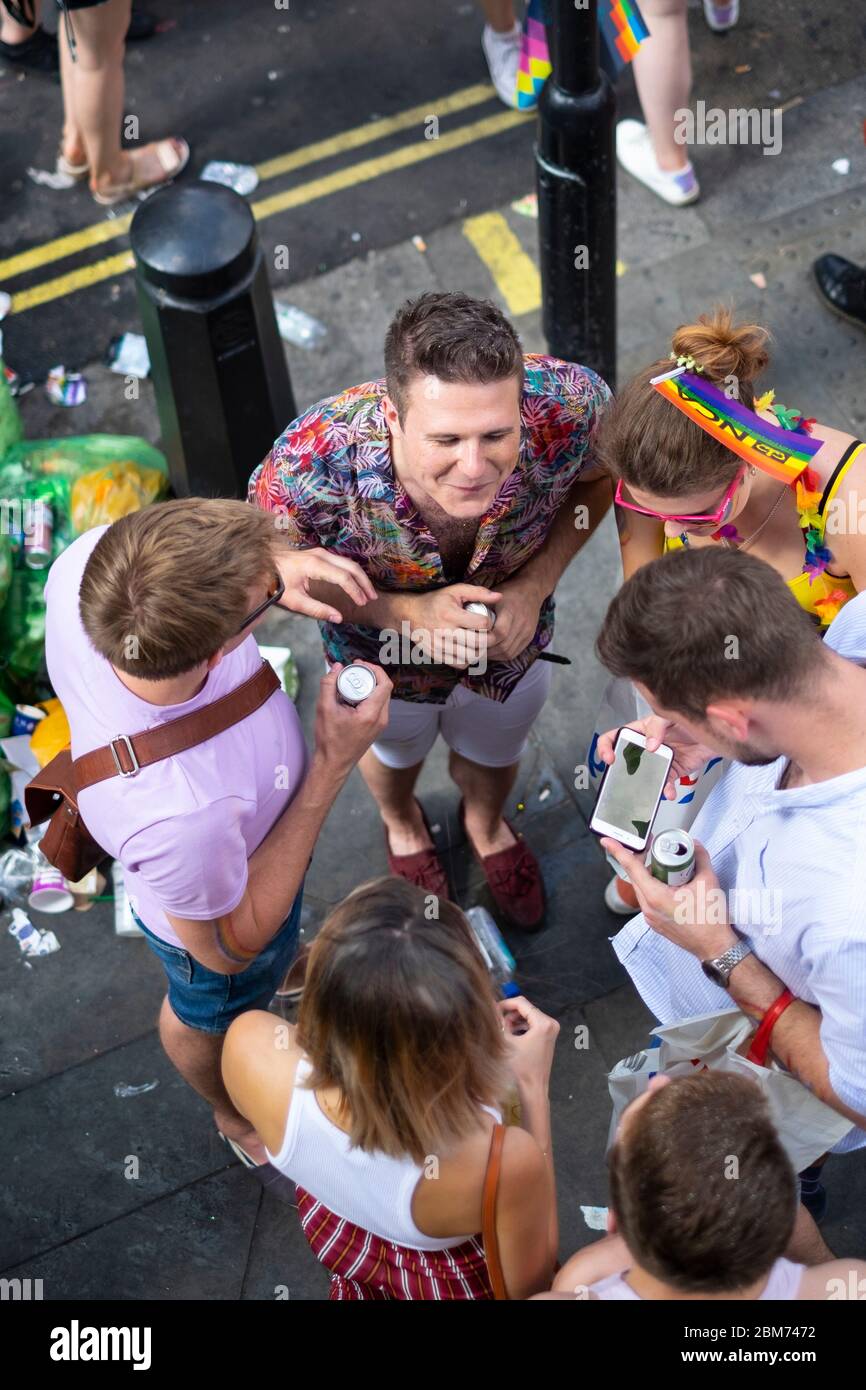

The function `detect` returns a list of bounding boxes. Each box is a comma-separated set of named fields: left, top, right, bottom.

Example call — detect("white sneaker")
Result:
left=604, top=874, right=639, bottom=915
left=616, top=119, right=700, bottom=206
left=482, top=21, right=522, bottom=110
left=702, top=0, right=739, bottom=32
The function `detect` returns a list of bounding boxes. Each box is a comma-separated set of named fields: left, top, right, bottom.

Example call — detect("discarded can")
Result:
left=24, top=499, right=53, bottom=569
left=463, top=600, right=496, bottom=629
left=650, top=829, right=696, bottom=886
left=336, top=663, right=376, bottom=707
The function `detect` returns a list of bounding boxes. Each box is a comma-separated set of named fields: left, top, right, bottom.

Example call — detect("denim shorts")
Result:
left=135, top=891, right=303, bottom=1035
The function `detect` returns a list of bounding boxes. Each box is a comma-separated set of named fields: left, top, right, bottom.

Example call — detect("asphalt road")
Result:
left=1, top=0, right=864, bottom=378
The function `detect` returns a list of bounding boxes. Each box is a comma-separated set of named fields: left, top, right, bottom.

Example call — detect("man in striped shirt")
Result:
left=593, top=546, right=866, bottom=1258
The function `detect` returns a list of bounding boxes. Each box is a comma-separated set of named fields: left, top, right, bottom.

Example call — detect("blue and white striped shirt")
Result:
left=612, top=592, right=866, bottom=1152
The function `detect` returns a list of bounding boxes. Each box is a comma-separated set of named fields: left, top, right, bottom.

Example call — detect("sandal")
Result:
left=56, top=147, right=89, bottom=180
left=91, top=136, right=190, bottom=206
left=218, top=1131, right=298, bottom=1205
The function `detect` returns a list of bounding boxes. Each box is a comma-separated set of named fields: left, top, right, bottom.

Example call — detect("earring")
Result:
left=749, top=465, right=757, bottom=476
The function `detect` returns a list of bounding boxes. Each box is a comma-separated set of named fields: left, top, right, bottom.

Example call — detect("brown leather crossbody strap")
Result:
left=73, top=661, right=281, bottom=791
left=482, top=1123, right=509, bottom=1301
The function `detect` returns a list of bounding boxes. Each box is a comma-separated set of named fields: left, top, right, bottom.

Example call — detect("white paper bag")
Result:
left=607, top=1009, right=853, bottom=1172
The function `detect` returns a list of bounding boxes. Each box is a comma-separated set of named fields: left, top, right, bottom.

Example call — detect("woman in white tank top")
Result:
left=222, top=876, right=560, bottom=1300
left=537, top=1073, right=866, bottom=1302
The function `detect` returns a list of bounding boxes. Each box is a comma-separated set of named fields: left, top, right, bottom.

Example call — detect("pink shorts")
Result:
left=370, top=659, right=553, bottom=770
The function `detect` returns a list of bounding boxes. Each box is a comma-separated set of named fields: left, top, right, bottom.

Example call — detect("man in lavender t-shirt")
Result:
left=45, top=498, right=390, bottom=1172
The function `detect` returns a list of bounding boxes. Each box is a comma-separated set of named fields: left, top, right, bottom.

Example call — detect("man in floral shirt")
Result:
left=250, top=292, right=611, bottom=929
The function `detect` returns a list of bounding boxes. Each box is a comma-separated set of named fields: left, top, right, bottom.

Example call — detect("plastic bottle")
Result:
left=274, top=303, right=328, bottom=349
left=465, top=906, right=520, bottom=998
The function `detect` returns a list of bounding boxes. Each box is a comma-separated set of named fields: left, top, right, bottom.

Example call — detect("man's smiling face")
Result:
left=384, top=372, right=523, bottom=519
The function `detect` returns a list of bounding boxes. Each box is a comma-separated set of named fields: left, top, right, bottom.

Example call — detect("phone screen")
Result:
left=592, top=734, right=671, bottom=846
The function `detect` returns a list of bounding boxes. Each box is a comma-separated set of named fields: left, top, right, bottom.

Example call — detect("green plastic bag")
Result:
left=0, top=359, right=23, bottom=461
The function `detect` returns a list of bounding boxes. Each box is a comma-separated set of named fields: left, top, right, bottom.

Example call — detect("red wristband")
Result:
left=747, top=989, right=795, bottom=1066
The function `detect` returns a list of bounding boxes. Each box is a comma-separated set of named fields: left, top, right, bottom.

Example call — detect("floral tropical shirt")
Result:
left=249, top=354, right=611, bottom=704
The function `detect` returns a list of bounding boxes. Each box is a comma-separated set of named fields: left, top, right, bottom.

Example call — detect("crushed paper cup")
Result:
left=106, top=332, right=151, bottom=379
left=28, top=866, right=75, bottom=914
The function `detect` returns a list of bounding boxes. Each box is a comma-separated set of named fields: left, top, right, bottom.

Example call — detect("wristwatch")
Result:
left=701, top=940, right=753, bottom=988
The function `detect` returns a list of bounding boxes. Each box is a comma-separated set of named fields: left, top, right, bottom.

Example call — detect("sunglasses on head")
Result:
left=614, top=466, right=747, bottom=526
left=237, top=574, right=285, bottom=634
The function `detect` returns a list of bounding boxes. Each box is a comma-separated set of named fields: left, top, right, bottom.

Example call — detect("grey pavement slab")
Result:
left=2, top=1167, right=261, bottom=1301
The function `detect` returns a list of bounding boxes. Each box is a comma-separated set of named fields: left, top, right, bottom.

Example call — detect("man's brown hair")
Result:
left=595, top=307, right=771, bottom=495
left=384, top=291, right=524, bottom=423
left=296, top=876, right=510, bottom=1163
left=596, top=547, right=825, bottom=722
left=609, top=1073, right=798, bottom=1293
left=79, top=498, right=285, bottom=679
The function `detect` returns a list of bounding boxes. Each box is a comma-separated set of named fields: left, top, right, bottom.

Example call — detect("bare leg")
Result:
left=158, top=996, right=268, bottom=1164
left=786, top=1203, right=835, bottom=1266
left=58, top=6, right=85, bottom=167
left=358, top=749, right=432, bottom=856
left=479, top=0, right=518, bottom=31
left=1, top=2, right=39, bottom=43
left=449, top=749, right=519, bottom=856
left=631, top=0, right=691, bottom=172
left=59, top=0, right=131, bottom=189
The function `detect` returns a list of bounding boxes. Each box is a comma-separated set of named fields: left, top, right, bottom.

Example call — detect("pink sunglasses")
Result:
left=614, top=466, right=747, bottom=526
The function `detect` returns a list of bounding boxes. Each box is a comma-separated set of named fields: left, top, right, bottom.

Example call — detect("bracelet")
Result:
left=746, top=988, right=795, bottom=1066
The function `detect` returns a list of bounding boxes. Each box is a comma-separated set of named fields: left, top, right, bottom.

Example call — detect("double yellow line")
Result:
left=3, top=85, right=532, bottom=317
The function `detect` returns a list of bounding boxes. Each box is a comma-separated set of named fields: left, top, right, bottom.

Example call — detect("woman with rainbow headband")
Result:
left=597, top=308, right=866, bottom=612
left=593, top=307, right=866, bottom=913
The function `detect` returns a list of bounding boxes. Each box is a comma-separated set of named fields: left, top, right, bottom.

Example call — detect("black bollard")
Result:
left=131, top=182, right=297, bottom=499
left=536, top=0, right=616, bottom=389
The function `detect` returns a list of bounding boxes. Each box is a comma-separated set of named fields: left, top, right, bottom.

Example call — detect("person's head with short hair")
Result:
left=596, top=546, right=828, bottom=765
left=79, top=498, right=286, bottom=681
left=608, top=1073, right=798, bottom=1294
left=382, top=291, right=525, bottom=520
left=595, top=307, right=771, bottom=543
left=296, top=875, right=510, bottom=1163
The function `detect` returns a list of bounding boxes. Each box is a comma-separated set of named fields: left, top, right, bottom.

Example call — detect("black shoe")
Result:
left=799, top=1163, right=828, bottom=1223
left=0, top=24, right=58, bottom=75
left=127, top=9, right=159, bottom=41
left=813, top=254, right=866, bottom=331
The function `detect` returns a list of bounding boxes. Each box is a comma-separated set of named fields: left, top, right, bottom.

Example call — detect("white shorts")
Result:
left=371, top=659, right=553, bottom=770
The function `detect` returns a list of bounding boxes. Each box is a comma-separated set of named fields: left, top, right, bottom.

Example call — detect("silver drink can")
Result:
left=336, top=663, right=376, bottom=706
left=650, top=829, right=696, bottom=886
left=463, top=600, right=496, bottom=629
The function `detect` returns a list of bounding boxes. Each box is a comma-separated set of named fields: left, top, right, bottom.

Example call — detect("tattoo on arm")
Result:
left=215, top=917, right=258, bottom=966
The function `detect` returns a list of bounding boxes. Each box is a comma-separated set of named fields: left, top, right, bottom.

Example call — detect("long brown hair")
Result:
left=296, top=877, right=510, bottom=1163
left=596, top=307, right=771, bottom=496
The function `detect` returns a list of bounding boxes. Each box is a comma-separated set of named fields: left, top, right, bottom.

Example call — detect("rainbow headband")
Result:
left=650, top=367, right=821, bottom=484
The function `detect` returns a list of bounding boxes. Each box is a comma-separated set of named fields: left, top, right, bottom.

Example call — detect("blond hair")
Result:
left=79, top=498, right=285, bottom=678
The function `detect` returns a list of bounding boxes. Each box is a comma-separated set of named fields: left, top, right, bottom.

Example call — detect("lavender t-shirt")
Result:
left=44, top=527, right=308, bottom=948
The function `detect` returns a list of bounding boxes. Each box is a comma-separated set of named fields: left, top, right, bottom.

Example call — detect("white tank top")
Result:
left=588, top=1258, right=805, bottom=1300
left=265, top=1056, right=501, bottom=1251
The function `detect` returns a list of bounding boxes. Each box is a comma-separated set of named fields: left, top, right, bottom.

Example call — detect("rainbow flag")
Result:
left=651, top=370, right=821, bottom=484
left=515, top=0, right=649, bottom=109
left=516, top=0, right=552, bottom=110
left=601, top=0, right=650, bottom=72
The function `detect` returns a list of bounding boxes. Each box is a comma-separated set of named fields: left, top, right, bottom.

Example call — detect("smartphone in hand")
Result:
left=589, top=727, right=674, bottom=853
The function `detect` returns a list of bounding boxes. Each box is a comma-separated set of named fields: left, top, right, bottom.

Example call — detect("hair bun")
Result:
left=671, top=308, right=770, bottom=387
